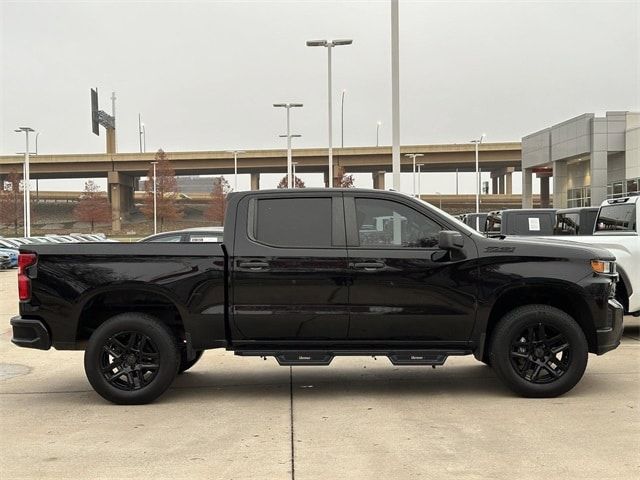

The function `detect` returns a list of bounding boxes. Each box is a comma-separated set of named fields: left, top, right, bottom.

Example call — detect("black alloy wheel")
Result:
left=489, top=304, right=588, bottom=398
left=100, top=331, right=160, bottom=390
left=509, top=323, right=571, bottom=384
left=85, top=313, right=180, bottom=404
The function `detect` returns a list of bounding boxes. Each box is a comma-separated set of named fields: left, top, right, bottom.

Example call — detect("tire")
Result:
left=489, top=304, right=588, bottom=398
left=84, top=313, right=180, bottom=405
left=178, top=350, right=204, bottom=374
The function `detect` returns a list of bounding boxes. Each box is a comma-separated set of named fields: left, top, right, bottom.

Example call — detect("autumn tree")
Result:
left=334, top=165, right=355, bottom=188
left=140, top=149, right=183, bottom=231
left=0, top=169, right=24, bottom=235
left=204, top=176, right=231, bottom=225
left=73, top=180, right=111, bottom=232
left=277, top=175, right=305, bottom=189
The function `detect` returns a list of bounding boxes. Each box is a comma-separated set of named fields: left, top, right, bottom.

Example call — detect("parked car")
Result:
left=0, top=248, right=17, bottom=268
left=496, top=208, right=557, bottom=236
left=554, top=207, right=599, bottom=236
left=0, top=252, right=11, bottom=269
left=0, top=238, right=23, bottom=249
left=139, top=226, right=224, bottom=243
left=11, top=189, right=623, bottom=404
left=461, top=213, right=489, bottom=232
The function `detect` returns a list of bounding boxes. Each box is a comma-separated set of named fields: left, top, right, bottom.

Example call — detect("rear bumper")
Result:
left=595, top=299, right=624, bottom=355
left=10, top=317, right=51, bottom=350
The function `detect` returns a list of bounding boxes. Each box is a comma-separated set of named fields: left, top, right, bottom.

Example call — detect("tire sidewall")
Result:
left=84, top=313, right=180, bottom=405
left=490, top=306, right=588, bottom=398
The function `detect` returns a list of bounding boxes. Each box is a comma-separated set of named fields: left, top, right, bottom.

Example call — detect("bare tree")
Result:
left=335, top=165, right=355, bottom=188
left=73, top=180, right=111, bottom=232
left=277, top=175, right=305, bottom=189
left=205, top=176, right=231, bottom=225
left=140, top=149, right=183, bottom=231
left=0, top=169, right=24, bottom=235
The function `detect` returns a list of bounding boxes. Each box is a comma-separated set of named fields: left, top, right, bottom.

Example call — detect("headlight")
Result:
left=591, top=259, right=615, bottom=274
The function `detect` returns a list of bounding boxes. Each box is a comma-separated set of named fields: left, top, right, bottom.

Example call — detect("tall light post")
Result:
left=138, top=114, right=144, bottom=153
left=470, top=133, right=486, bottom=230
left=306, top=38, right=353, bottom=188
left=417, top=163, right=424, bottom=200
left=341, top=89, right=346, bottom=148
left=376, top=121, right=382, bottom=147
left=436, top=191, right=442, bottom=209
left=226, top=150, right=245, bottom=192
left=405, top=153, right=424, bottom=197
left=15, top=127, right=34, bottom=237
left=274, top=103, right=303, bottom=188
left=151, top=161, right=158, bottom=234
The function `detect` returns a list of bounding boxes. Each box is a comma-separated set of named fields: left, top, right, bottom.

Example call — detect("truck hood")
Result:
left=480, top=235, right=616, bottom=261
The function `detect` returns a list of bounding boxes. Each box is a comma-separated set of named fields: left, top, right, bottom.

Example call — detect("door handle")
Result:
left=237, top=260, right=270, bottom=270
left=352, top=262, right=385, bottom=271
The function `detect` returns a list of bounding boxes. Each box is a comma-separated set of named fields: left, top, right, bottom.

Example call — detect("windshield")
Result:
left=415, top=198, right=481, bottom=237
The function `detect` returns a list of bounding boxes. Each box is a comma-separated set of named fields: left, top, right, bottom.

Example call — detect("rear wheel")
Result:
left=84, top=313, right=180, bottom=405
left=489, top=305, right=588, bottom=398
left=179, top=350, right=204, bottom=374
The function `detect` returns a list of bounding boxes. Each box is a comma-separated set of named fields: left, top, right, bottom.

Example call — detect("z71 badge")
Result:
left=485, top=246, right=516, bottom=253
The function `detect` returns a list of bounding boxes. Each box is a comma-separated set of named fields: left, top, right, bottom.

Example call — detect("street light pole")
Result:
left=151, top=161, right=158, bottom=234
left=417, top=163, right=424, bottom=199
left=15, top=127, right=34, bottom=237
left=274, top=103, right=303, bottom=188
left=341, top=89, right=346, bottom=148
left=138, top=114, right=143, bottom=153
left=470, top=133, right=486, bottom=230
left=306, top=39, right=353, bottom=188
left=226, top=150, right=246, bottom=192
left=376, top=121, right=382, bottom=147
left=405, top=153, right=424, bottom=197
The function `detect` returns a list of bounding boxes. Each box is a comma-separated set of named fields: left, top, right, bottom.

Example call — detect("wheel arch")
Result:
left=74, top=283, right=190, bottom=346
left=477, top=283, right=596, bottom=362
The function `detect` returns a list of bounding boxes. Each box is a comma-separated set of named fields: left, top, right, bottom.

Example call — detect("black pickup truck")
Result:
left=11, top=189, right=624, bottom=404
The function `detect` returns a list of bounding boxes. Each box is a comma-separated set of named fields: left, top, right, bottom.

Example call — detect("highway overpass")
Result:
left=1, top=142, right=522, bottom=230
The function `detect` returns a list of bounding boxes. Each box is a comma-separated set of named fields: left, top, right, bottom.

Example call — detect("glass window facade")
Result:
left=567, top=186, right=591, bottom=208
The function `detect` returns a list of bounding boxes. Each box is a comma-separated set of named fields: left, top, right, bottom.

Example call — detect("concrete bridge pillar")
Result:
left=522, top=168, right=533, bottom=208
left=498, top=176, right=505, bottom=194
left=492, top=177, right=498, bottom=194
left=250, top=173, right=260, bottom=191
left=372, top=171, right=386, bottom=190
left=108, top=171, right=134, bottom=232
left=505, top=171, right=513, bottom=194
left=537, top=171, right=553, bottom=208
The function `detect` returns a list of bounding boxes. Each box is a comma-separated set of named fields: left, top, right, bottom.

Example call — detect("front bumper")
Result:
left=10, top=317, right=51, bottom=350
left=595, top=299, right=624, bottom=355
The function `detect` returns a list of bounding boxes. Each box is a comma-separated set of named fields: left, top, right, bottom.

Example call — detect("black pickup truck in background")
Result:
left=11, top=189, right=624, bottom=404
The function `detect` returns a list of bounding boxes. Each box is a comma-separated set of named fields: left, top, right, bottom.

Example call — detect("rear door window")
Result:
left=254, top=197, right=332, bottom=248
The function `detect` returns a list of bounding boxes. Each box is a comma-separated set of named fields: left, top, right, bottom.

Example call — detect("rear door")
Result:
left=231, top=192, right=350, bottom=342
left=344, top=193, right=477, bottom=344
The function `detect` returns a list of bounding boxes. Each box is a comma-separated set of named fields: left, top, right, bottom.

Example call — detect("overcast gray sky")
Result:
left=1, top=0, right=638, bottom=192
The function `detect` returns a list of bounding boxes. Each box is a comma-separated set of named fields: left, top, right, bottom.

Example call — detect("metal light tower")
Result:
left=341, top=89, right=346, bottom=148
left=227, top=150, right=246, bottom=191
left=376, top=121, right=382, bottom=147
left=14, top=127, right=34, bottom=237
left=292, top=162, right=298, bottom=188
left=306, top=39, right=353, bottom=187
left=151, top=161, right=158, bottom=234
left=405, top=153, right=424, bottom=197
left=470, top=134, right=486, bottom=230
left=391, top=0, right=401, bottom=191
left=274, top=103, right=303, bottom=188
left=417, top=163, right=424, bottom=199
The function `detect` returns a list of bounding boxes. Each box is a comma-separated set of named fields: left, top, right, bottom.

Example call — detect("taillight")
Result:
left=18, top=253, right=37, bottom=301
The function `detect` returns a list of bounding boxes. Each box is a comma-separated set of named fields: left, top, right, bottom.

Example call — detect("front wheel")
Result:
left=84, top=313, right=180, bottom=405
left=489, top=305, right=588, bottom=398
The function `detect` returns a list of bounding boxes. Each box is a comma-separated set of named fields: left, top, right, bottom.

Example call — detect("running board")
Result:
left=234, top=349, right=471, bottom=366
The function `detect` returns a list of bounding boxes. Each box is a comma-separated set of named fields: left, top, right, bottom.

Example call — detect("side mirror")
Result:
left=438, top=230, right=464, bottom=250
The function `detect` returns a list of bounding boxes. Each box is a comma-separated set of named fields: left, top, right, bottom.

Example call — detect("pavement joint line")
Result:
left=289, top=366, right=295, bottom=480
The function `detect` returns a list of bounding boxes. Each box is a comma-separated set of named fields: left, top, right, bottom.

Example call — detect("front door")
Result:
left=231, top=192, right=350, bottom=343
left=345, top=194, right=477, bottom=344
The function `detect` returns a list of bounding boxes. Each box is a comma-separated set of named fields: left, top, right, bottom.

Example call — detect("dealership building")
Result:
left=521, top=111, right=640, bottom=208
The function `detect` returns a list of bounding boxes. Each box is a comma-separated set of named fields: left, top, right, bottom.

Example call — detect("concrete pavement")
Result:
left=1, top=268, right=638, bottom=480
